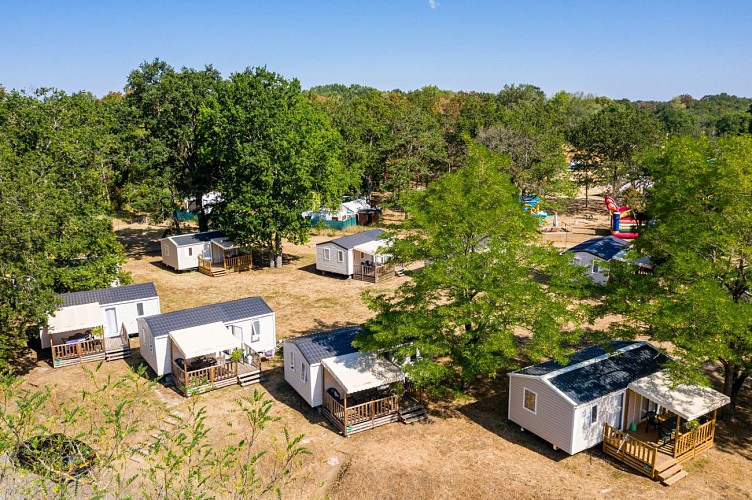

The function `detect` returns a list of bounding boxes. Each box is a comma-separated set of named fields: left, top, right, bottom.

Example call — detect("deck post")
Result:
left=50, top=337, right=57, bottom=366
left=210, top=365, right=215, bottom=383
left=343, top=397, right=348, bottom=436
left=371, top=401, right=375, bottom=427
left=76, top=341, right=82, bottom=361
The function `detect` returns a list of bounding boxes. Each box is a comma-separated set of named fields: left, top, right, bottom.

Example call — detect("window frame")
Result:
left=590, top=405, right=599, bottom=426
left=188, top=247, right=193, bottom=257
left=136, top=302, right=145, bottom=317
left=323, top=248, right=331, bottom=261
left=289, top=350, right=295, bottom=371
left=251, top=319, right=261, bottom=343
left=337, top=250, right=344, bottom=263
left=523, top=388, right=537, bottom=415
left=300, top=361, right=307, bottom=383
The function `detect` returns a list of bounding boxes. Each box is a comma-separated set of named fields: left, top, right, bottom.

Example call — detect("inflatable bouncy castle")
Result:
left=522, top=195, right=549, bottom=218
left=604, top=196, right=641, bottom=239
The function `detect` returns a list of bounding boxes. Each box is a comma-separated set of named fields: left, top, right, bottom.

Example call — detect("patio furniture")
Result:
left=644, top=410, right=658, bottom=432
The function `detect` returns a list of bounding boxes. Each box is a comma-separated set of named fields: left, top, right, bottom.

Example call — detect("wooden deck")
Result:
left=171, top=355, right=262, bottom=396
left=51, top=327, right=132, bottom=368
left=603, top=418, right=716, bottom=485
left=352, top=264, right=395, bottom=283
left=198, top=255, right=251, bottom=277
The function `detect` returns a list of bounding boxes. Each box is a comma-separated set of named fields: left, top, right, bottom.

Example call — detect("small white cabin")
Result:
left=138, top=296, right=276, bottom=379
left=563, top=236, right=630, bottom=285
left=161, top=230, right=227, bottom=271
left=40, top=283, right=161, bottom=368
left=315, top=229, right=393, bottom=281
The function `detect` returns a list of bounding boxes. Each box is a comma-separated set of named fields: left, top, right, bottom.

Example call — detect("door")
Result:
left=611, top=392, right=625, bottom=430
left=104, top=308, right=118, bottom=337
left=231, top=325, right=245, bottom=345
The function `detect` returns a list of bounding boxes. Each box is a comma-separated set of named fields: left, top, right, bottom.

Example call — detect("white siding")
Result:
left=310, top=362, right=325, bottom=407
left=226, top=313, right=276, bottom=357
left=508, top=375, right=576, bottom=454
left=315, top=243, right=351, bottom=276
left=571, top=390, right=626, bottom=454
left=161, top=240, right=180, bottom=270
left=284, top=342, right=318, bottom=407
left=175, top=243, right=208, bottom=270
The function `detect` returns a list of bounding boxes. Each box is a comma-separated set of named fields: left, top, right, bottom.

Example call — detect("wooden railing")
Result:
left=404, top=380, right=422, bottom=403
left=674, top=420, right=715, bottom=458
left=243, top=345, right=262, bottom=369
left=52, top=338, right=105, bottom=362
left=198, top=256, right=213, bottom=273
left=172, top=358, right=238, bottom=396
left=323, top=392, right=401, bottom=429
left=224, top=254, right=252, bottom=271
left=603, top=424, right=657, bottom=478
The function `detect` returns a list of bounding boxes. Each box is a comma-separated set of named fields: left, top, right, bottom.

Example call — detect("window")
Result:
left=188, top=247, right=193, bottom=256
left=523, top=388, right=537, bottom=414
left=323, top=248, right=331, bottom=261
left=136, top=302, right=145, bottom=317
left=592, top=261, right=601, bottom=273
left=251, top=319, right=261, bottom=343
left=572, top=256, right=581, bottom=266
left=590, top=405, right=599, bottom=426
left=300, top=362, right=307, bottom=383
left=641, top=397, right=658, bottom=417
left=164, top=245, right=170, bottom=257
left=289, top=350, right=295, bottom=371
left=337, top=250, right=344, bottom=263
left=231, top=325, right=243, bottom=343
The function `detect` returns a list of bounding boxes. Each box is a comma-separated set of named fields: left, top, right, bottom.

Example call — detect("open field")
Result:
left=16, top=203, right=752, bottom=499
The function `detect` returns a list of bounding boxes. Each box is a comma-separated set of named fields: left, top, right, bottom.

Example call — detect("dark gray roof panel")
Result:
left=287, top=326, right=361, bottom=364
left=317, top=229, right=386, bottom=250
left=60, top=283, right=159, bottom=307
left=549, top=344, right=668, bottom=405
left=144, top=297, right=273, bottom=337
left=169, top=230, right=224, bottom=247
left=516, top=341, right=637, bottom=376
left=565, top=236, right=630, bottom=261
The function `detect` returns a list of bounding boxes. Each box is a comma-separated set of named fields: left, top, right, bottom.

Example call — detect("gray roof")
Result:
left=60, top=283, right=158, bottom=307
left=565, top=236, right=630, bottom=261
left=318, top=229, right=386, bottom=250
left=515, top=342, right=668, bottom=405
left=286, top=326, right=361, bottom=364
left=168, top=230, right=224, bottom=247
left=144, top=297, right=273, bottom=338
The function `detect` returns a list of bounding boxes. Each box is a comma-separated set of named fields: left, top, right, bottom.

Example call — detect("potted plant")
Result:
left=229, top=348, right=244, bottom=364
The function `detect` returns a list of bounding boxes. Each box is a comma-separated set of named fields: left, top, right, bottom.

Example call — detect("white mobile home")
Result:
left=161, top=230, right=222, bottom=271
left=315, top=229, right=394, bottom=282
left=563, top=236, right=630, bottom=285
left=138, top=297, right=276, bottom=396
left=508, top=340, right=729, bottom=485
left=41, top=283, right=161, bottom=367
left=284, top=326, right=425, bottom=436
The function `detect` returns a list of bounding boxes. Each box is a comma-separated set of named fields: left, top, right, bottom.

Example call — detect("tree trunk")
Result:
left=171, top=210, right=182, bottom=234
left=584, top=177, right=589, bottom=208
left=195, top=191, right=209, bottom=232
left=267, top=248, right=275, bottom=268
left=274, top=233, right=283, bottom=268
left=721, top=362, right=748, bottom=420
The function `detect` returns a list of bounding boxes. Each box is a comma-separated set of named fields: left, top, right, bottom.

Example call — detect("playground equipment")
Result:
left=604, top=196, right=641, bottom=239
left=522, top=195, right=549, bottom=218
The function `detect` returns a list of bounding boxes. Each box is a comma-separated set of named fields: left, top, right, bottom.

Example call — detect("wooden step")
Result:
left=654, top=458, right=678, bottom=474
left=394, top=267, right=405, bottom=276
left=661, top=470, right=688, bottom=486
left=106, top=349, right=132, bottom=361
left=657, top=463, right=683, bottom=480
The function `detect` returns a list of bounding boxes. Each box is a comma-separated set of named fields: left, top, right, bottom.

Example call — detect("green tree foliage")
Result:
left=0, top=89, right=129, bottom=362
left=597, top=136, right=752, bottom=419
left=126, top=59, right=223, bottom=232
left=355, top=142, right=587, bottom=391
left=203, top=67, right=352, bottom=267
left=567, top=102, right=661, bottom=196
left=0, top=366, right=309, bottom=497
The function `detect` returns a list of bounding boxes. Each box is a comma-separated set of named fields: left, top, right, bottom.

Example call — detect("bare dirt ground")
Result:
left=16, top=199, right=752, bottom=499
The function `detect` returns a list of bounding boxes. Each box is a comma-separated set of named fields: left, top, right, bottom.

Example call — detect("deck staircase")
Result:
left=105, top=344, right=132, bottom=361
left=394, top=267, right=406, bottom=277
left=656, top=461, right=688, bottom=486
left=399, top=401, right=427, bottom=424
left=237, top=361, right=262, bottom=387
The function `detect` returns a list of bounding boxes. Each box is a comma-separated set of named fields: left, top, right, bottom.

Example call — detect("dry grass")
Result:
left=14, top=200, right=752, bottom=499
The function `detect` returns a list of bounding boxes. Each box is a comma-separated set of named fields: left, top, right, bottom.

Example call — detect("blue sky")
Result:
left=1, top=1, right=750, bottom=100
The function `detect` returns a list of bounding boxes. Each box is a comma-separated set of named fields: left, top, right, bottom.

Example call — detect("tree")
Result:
left=597, top=136, right=752, bottom=419
left=125, top=60, right=222, bottom=232
left=355, top=141, right=587, bottom=391
left=568, top=103, right=661, bottom=195
left=0, top=89, right=129, bottom=364
left=203, top=67, right=353, bottom=267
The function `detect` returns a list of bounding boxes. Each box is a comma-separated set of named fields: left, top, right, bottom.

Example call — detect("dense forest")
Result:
left=1, top=59, right=751, bottom=415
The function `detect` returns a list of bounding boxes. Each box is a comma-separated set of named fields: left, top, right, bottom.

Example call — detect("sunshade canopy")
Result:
left=321, top=351, right=405, bottom=396
left=628, top=371, right=730, bottom=421
left=47, top=303, right=102, bottom=334
left=169, top=322, right=240, bottom=359
left=353, top=239, right=390, bottom=256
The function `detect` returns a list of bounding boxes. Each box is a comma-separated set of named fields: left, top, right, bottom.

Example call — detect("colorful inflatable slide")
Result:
left=604, top=196, right=641, bottom=239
